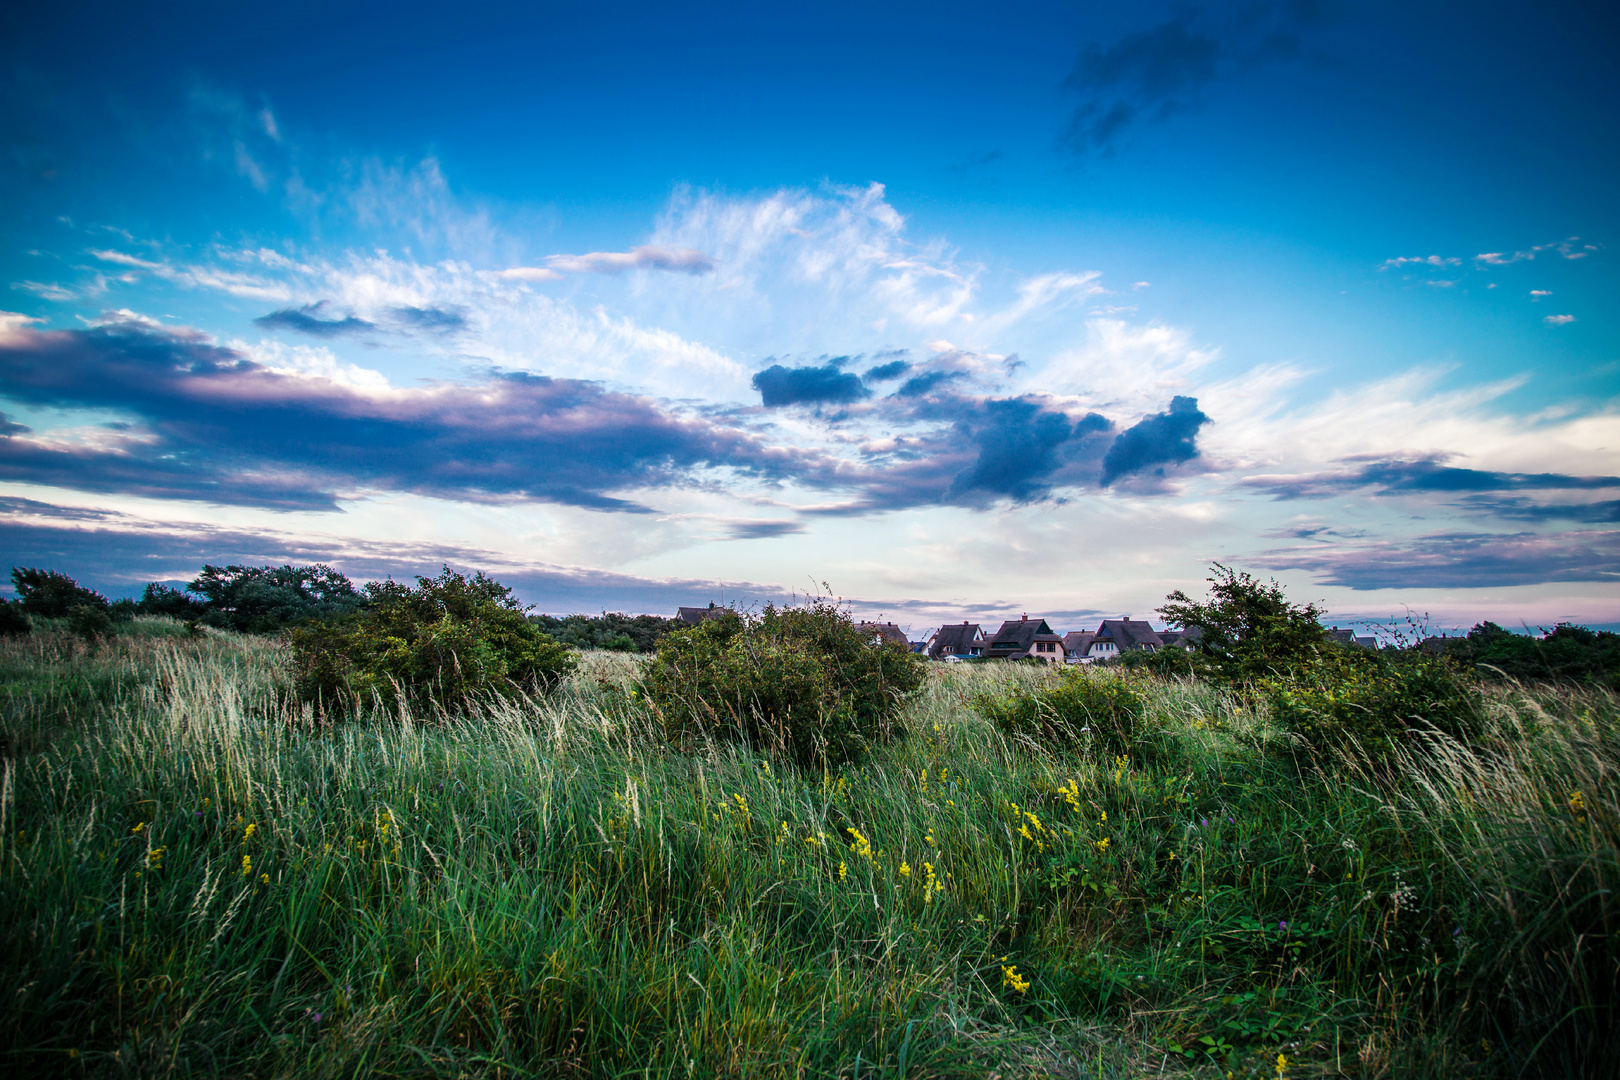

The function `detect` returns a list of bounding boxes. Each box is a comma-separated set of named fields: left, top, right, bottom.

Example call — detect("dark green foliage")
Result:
left=0, top=599, right=30, bottom=637
left=109, top=598, right=138, bottom=622
left=135, top=581, right=206, bottom=619
left=65, top=603, right=114, bottom=641
left=1157, top=563, right=1331, bottom=680
left=529, top=611, right=684, bottom=652
left=640, top=600, right=925, bottom=767
left=1446, top=621, right=1620, bottom=689
left=978, top=670, right=1149, bottom=756
left=1263, top=648, right=1481, bottom=756
left=9, top=567, right=110, bottom=618
left=289, top=566, right=577, bottom=716
left=188, top=563, right=366, bottom=634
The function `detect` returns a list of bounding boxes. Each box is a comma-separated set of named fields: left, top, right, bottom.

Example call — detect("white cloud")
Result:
left=1530, top=289, right=1552, bottom=298
left=1544, top=314, right=1576, bottom=325
left=10, top=281, right=75, bottom=301
left=1381, top=254, right=1459, bottom=270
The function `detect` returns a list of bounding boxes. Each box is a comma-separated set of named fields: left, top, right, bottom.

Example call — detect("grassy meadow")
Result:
left=2, top=621, right=1616, bottom=1077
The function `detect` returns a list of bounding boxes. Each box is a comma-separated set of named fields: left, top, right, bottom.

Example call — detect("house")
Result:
left=1062, top=630, right=1096, bottom=663
left=855, top=620, right=908, bottom=647
left=927, top=622, right=986, bottom=660
left=1159, top=625, right=1202, bottom=649
left=675, top=603, right=733, bottom=626
left=983, top=616, right=1065, bottom=663
left=1324, top=626, right=1378, bottom=649
left=1084, top=618, right=1165, bottom=660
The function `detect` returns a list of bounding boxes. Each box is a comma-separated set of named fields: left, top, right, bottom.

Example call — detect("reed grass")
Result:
left=1, top=631, right=1614, bottom=1077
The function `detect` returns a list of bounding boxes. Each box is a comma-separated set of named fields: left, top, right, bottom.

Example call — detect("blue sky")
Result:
left=2, top=0, right=1617, bottom=634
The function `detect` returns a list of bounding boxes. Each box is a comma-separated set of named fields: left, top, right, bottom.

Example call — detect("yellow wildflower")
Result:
left=243, top=823, right=257, bottom=841
left=130, top=822, right=144, bottom=834
left=899, top=861, right=911, bottom=877
left=1275, top=1052, right=1289, bottom=1078
left=1094, top=837, right=1111, bottom=853
left=240, top=854, right=252, bottom=877
left=1001, top=964, right=1031, bottom=994
left=838, top=860, right=848, bottom=881
left=260, top=873, right=269, bottom=885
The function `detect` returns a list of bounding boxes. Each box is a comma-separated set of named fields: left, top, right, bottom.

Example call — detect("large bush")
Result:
left=640, top=600, right=925, bottom=767
left=188, top=563, right=366, bottom=634
left=290, top=567, right=576, bottom=716
left=134, top=582, right=207, bottom=620
left=0, top=598, right=30, bottom=636
left=977, top=669, right=1149, bottom=756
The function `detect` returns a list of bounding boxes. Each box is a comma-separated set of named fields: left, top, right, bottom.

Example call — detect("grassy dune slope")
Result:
left=1, top=627, right=1615, bottom=1077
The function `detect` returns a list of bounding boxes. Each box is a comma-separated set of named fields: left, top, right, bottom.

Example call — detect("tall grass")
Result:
left=0, top=634, right=1614, bottom=1077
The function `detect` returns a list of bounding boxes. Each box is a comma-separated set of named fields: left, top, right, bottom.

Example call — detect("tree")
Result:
left=10, top=567, right=110, bottom=619
left=187, top=564, right=365, bottom=634
left=1157, top=563, right=1330, bottom=680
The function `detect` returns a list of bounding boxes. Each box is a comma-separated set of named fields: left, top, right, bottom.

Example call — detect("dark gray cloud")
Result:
left=863, top=359, right=911, bottom=382
left=809, top=394, right=1117, bottom=513
left=1457, top=496, right=1620, bottom=524
left=390, top=305, right=467, bottom=332
left=1258, top=529, right=1620, bottom=590
left=0, top=320, right=809, bottom=512
left=1242, top=457, right=1620, bottom=501
left=893, top=370, right=964, bottom=398
left=254, top=301, right=375, bottom=337
left=0, top=411, right=29, bottom=436
left=727, top=520, right=805, bottom=540
left=1099, top=395, right=1209, bottom=486
left=0, top=511, right=797, bottom=614
left=751, top=363, right=871, bottom=407
left=1062, top=4, right=1326, bottom=156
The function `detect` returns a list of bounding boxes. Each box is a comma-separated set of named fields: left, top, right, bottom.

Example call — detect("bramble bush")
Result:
left=1262, top=648, right=1480, bottom=757
left=640, top=599, right=925, bottom=767
left=290, top=567, right=576, bottom=716
left=1159, top=563, right=1481, bottom=758
left=976, top=669, right=1149, bottom=756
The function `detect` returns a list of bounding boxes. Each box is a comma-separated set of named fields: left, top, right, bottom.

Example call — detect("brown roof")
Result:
left=1093, top=619, right=1165, bottom=651
left=675, top=603, right=732, bottom=625
left=929, top=622, right=985, bottom=659
left=855, top=620, right=908, bottom=646
left=1063, top=630, right=1096, bottom=656
left=984, top=616, right=1061, bottom=659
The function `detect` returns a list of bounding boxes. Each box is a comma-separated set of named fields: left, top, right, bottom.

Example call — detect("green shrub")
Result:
left=289, top=567, right=576, bottom=716
left=66, top=602, right=114, bottom=641
left=977, top=669, right=1149, bottom=756
left=0, top=598, right=30, bottom=636
left=640, top=600, right=924, bottom=767
left=10, top=567, right=109, bottom=619
left=1264, top=649, right=1480, bottom=758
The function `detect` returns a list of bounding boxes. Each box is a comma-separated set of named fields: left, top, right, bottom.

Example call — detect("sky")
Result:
left=2, top=0, right=1617, bottom=637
